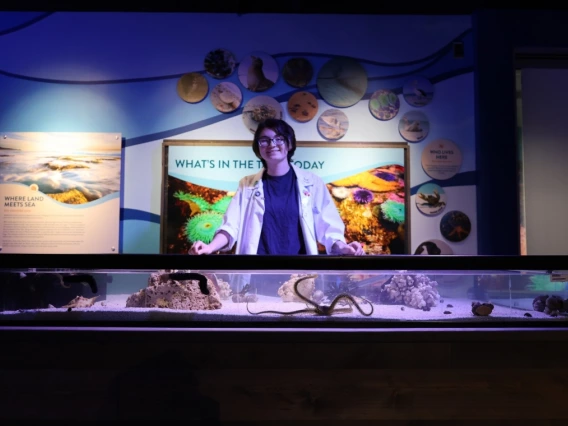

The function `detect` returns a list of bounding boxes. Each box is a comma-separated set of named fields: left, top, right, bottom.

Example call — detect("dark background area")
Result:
left=2, top=6, right=568, bottom=424
left=2, top=2, right=568, bottom=14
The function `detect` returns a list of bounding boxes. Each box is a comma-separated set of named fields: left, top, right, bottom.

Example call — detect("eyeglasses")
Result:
left=258, top=135, right=287, bottom=147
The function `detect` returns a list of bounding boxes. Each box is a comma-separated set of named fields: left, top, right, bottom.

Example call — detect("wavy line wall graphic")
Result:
left=0, top=12, right=475, bottom=254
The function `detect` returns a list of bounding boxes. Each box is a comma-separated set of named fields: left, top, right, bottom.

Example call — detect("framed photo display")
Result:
left=0, top=132, right=122, bottom=254
left=160, top=140, right=409, bottom=255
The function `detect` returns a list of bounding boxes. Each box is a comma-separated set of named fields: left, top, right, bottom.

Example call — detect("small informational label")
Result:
left=421, top=138, right=462, bottom=180
left=550, top=272, right=568, bottom=282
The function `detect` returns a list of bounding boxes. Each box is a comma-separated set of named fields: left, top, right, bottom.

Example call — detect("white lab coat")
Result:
left=216, top=164, right=346, bottom=254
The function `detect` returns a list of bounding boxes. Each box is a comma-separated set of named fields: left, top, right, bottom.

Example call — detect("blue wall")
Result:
left=0, top=12, right=476, bottom=254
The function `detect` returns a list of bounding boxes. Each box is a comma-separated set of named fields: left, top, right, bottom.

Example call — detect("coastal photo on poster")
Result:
left=0, top=132, right=122, bottom=254
left=161, top=140, right=409, bottom=255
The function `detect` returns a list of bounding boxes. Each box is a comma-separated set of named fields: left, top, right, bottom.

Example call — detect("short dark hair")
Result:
left=252, top=118, right=296, bottom=169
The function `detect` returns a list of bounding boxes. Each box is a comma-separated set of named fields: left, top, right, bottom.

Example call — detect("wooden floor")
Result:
left=1, top=326, right=568, bottom=424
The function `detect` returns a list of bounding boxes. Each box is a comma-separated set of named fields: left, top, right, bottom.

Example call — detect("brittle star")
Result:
left=246, top=274, right=374, bottom=317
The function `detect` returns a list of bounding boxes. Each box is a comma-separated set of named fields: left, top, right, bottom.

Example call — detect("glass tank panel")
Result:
left=1, top=254, right=567, bottom=328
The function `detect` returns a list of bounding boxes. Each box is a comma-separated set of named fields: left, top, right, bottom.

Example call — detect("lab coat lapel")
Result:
left=245, top=168, right=266, bottom=215
left=292, top=164, right=314, bottom=211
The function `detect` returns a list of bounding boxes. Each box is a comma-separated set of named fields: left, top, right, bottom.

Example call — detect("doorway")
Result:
left=516, top=50, right=568, bottom=254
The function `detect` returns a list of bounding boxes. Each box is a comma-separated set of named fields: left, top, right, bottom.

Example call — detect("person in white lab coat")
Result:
left=188, top=118, right=365, bottom=256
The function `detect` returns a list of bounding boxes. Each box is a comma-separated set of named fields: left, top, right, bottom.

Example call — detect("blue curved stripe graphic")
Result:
left=121, top=208, right=160, bottom=223
left=272, top=28, right=471, bottom=68
left=0, top=29, right=471, bottom=85
left=0, top=12, right=54, bottom=36
left=0, top=68, right=197, bottom=85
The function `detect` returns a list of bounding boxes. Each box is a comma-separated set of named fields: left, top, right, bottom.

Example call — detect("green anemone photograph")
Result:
left=185, top=212, right=224, bottom=244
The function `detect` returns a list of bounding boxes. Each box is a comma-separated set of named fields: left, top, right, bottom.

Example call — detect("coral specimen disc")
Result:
left=185, top=212, right=223, bottom=243
left=369, top=89, right=400, bottom=121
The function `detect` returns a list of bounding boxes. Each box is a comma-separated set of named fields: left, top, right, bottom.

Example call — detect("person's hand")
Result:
left=347, top=241, right=366, bottom=256
left=332, top=241, right=366, bottom=256
left=188, top=241, right=214, bottom=255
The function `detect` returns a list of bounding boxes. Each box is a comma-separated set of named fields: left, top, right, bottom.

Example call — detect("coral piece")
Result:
left=545, top=295, right=565, bottom=316
left=126, top=270, right=222, bottom=310
left=278, top=274, right=316, bottom=302
left=533, top=294, right=566, bottom=317
left=379, top=274, right=439, bottom=310
left=471, top=301, right=494, bottom=316
left=532, top=294, right=547, bottom=312
left=312, top=289, right=325, bottom=304
left=62, top=295, right=99, bottom=309
left=216, top=277, right=232, bottom=300
left=230, top=283, right=257, bottom=303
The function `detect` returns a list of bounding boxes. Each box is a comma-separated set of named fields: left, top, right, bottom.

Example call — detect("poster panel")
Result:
left=161, top=140, right=409, bottom=255
left=0, top=132, right=122, bottom=254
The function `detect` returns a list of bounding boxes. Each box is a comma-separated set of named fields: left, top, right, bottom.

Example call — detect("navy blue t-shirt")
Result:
left=257, top=168, right=306, bottom=255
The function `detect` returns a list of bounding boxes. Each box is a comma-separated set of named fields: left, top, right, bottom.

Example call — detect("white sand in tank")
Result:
left=0, top=293, right=561, bottom=325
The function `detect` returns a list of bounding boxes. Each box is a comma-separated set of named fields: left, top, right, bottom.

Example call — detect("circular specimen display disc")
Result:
left=242, top=95, right=283, bottom=133
left=177, top=72, right=209, bottom=103
left=317, top=109, right=349, bottom=140
left=317, top=57, right=367, bottom=108
left=287, top=91, right=319, bottom=122
left=210, top=82, right=242, bottom=113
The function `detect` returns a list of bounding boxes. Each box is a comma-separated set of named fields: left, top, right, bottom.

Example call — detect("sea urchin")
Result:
left=353, top=188, right=374, bottom=204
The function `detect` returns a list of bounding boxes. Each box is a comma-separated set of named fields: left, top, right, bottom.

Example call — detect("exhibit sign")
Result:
left=0, top=132, right=122, bottom=254
left=161, top=140, right=409, bottom=255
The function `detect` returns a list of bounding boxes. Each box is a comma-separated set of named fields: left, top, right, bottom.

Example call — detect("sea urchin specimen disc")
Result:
left=185, top=212, right=223, bottom=243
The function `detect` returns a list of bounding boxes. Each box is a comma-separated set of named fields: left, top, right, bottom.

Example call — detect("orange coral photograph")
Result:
left=326, top=164, right=406, bottom=255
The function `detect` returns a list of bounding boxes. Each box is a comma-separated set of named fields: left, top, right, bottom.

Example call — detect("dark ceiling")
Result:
left=1, top=2, right=566, bottom=15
